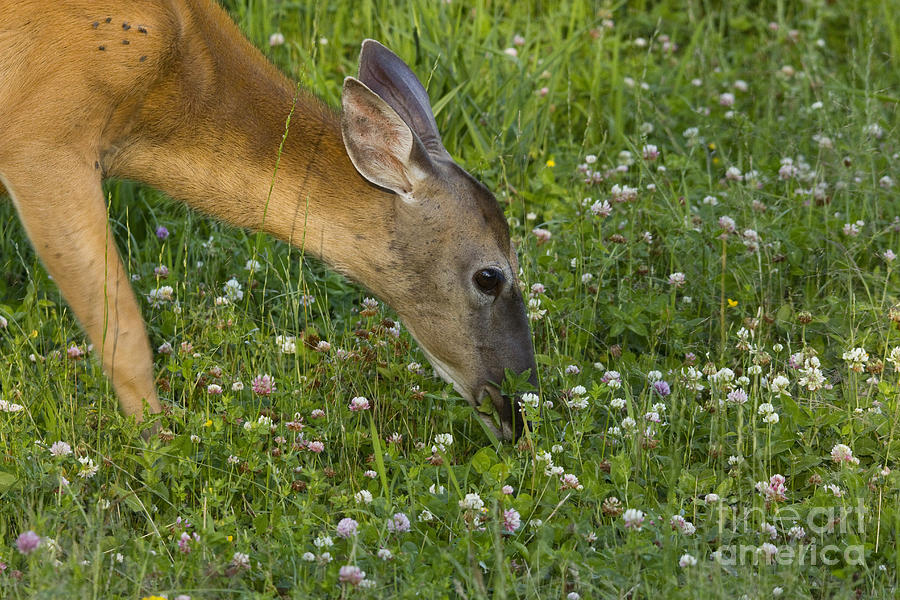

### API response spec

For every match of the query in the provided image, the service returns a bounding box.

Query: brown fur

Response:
[0,0,536,439]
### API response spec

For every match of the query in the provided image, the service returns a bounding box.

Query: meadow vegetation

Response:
[1,0,898,598]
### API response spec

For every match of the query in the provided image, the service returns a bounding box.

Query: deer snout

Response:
[476,365,537,441]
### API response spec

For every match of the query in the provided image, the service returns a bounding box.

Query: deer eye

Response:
[473,268,504,296]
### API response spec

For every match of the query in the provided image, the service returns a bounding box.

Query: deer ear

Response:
[357,39,450,160]
[341,76,434,198]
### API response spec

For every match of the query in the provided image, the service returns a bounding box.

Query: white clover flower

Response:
[617,151,634,167]
[566,396,589,410]
[418,510,434,522]
[527,297,547,321]
[545,464,564,477]
[726,388,748,404]
[842,347,869,372]
[78,456,98,479]
[769,375,791,395]
[590,199,613,217]
[275,335,297,354]
[355,490,373,504]
[825,484,844,497]
[888,347,900,370]
[622,508,644,530]
[865,123,884,139]
[459,493,485,511]
[758,543,778,561]
[798,362,826,392]
[521,393,540,409]
[679,553,697,568]
[788,525,806,541]
[681,366,705,391]
[223,278,243,302]
[707,367,734,390]
[830,444,860,465]
[49,441,72,457]
[148,286,174,304]
[432,433,454,453]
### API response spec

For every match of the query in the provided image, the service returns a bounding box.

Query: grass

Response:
[1,0,899,598]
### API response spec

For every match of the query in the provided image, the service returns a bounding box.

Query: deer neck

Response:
[105,0,396,289]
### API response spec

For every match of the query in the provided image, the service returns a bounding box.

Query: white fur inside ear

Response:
[341,77,429,197]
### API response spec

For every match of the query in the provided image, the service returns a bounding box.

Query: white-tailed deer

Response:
[0,0,536,439]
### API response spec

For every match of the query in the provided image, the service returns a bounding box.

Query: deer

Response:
[0,0,537,440]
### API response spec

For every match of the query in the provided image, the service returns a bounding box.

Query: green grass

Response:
[1,0,899,598]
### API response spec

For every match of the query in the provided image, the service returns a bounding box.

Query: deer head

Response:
[340,40,537,440]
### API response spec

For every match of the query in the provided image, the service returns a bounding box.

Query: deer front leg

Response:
[2,164,160,421]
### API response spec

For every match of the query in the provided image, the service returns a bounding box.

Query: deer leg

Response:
[1,163,160,421]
